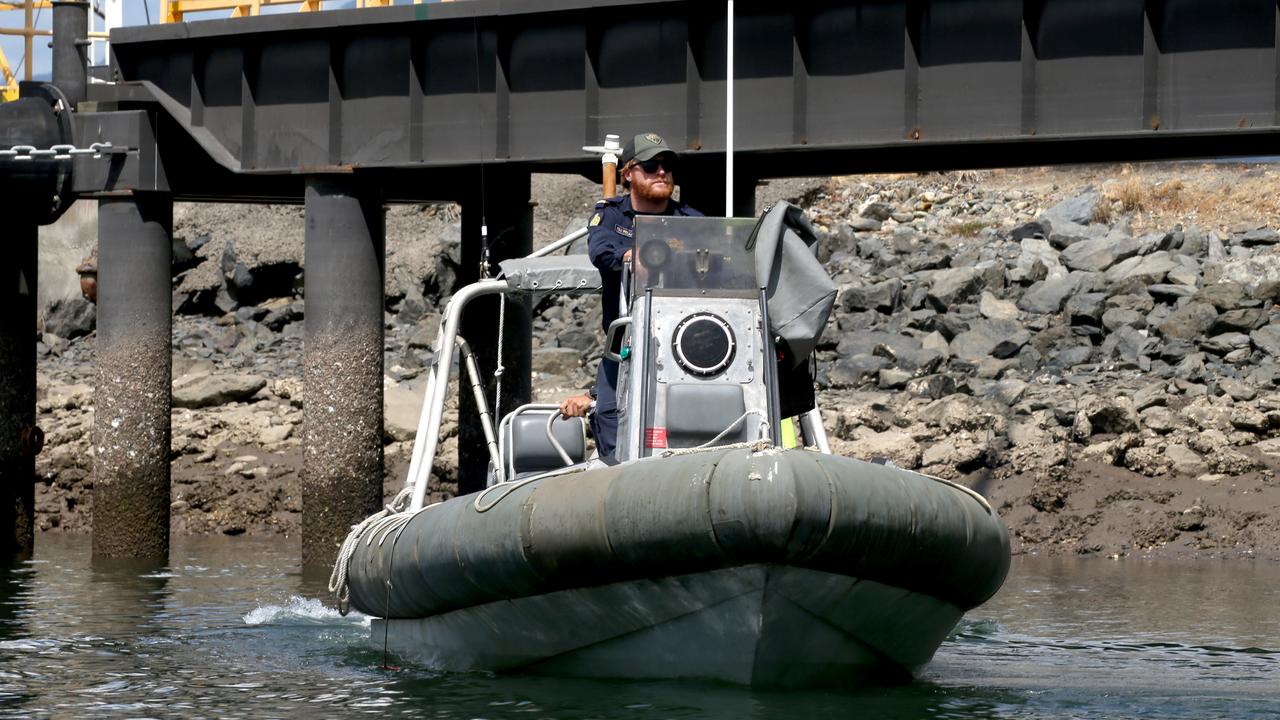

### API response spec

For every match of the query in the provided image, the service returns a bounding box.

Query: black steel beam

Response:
[86,0,1280,204]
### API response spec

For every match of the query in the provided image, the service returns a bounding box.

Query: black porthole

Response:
[672,313,736,377]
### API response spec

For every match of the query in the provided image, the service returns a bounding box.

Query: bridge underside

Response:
[77,0,1280,202]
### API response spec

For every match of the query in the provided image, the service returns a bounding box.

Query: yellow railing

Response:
[0,1,51,100]
[161,0,443,24]
[1,0,107,102]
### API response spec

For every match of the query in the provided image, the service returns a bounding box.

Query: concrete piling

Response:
[93,193,173,560]
[301,177,385,567]
[457,169,533,495]
[0,224,38,563]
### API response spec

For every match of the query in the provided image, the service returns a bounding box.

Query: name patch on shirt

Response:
[614,224,634,238]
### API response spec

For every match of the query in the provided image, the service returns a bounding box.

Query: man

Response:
[559,132,703,459]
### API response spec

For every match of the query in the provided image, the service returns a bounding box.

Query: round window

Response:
[672,313,736,377]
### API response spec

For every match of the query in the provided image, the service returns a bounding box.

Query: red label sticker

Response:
[645,427,668,448]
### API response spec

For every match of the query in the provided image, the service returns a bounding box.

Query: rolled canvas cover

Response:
[747,203,837,368]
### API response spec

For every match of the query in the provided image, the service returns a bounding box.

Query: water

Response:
[1,536,1277,719]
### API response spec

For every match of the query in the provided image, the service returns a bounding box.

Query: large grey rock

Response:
[1042,189,1101,227]
[1217,254,1280,300]
[173,372,267,409]
[1073,395,1140,436]
[1065,292,1106,324]
[1165,444,1209,476]
[1008,238,1063,284]
[42,296,95,339]
[841,278,902,313]
[978,291,1019,321]
[1239,228,1279,247]
[951,319,1031,362]
[1018,274,1081,314]
[828,354,892,388]
[1251,324,1280,358]
[1156,302,1218,340]
[845,429,921,469]
[1060,234,1142,272]
[1211,308,1267,334]
[1105,251,1176,285]
[926,267,983,310]
[1101,307,1145,331]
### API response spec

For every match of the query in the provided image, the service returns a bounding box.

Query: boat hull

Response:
[345,447,1009,686]
[373,563,962,686]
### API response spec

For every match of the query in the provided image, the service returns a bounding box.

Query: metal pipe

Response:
[455,336,503,483]
[725,0,734,217]
[528,226,587,259]
[802,407,831,454]
[0,222,37,563]
[409,279,507,511]
[757,287,782,447]
[93,193,172,560]
[302,176,384,566]
[51,1,88,109]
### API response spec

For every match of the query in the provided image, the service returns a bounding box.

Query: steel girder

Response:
[77,0,1280,200]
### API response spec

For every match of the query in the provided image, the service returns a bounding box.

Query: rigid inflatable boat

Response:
[330,208,1010,686]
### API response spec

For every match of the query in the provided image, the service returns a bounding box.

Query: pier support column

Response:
[93,193,173,560]
[302,177,384,567]
[458,169,532,495]
[1,223,37,563]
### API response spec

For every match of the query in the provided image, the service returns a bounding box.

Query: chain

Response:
[0,142,121,161]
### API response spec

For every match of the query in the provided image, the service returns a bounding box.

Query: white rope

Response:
[328,486,419,615]
[473,462,588,513]
[660,437,773,459]
[493,295,507,424]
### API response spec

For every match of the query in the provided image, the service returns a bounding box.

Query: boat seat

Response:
[500,406,588,479]
[665,383,750,448]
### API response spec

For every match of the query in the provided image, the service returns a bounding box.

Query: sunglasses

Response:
[634,157,677,174]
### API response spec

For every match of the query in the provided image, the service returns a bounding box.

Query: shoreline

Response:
[31,162,1280,562]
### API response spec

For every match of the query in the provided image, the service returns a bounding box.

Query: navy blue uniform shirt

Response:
[587,194,704,336]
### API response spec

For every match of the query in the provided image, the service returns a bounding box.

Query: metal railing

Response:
[0,1,109,102]
[160,0,446,24]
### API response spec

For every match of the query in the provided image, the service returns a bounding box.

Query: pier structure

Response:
[4,0,1280,563]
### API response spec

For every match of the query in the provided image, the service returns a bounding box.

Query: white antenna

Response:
[724,1,735,218]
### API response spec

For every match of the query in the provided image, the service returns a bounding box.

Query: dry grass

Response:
[953,219,988,237]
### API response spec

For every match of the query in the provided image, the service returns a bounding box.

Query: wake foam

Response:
[242,596,370,627]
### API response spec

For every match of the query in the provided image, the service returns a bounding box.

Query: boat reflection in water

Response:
[331,208,1010,687]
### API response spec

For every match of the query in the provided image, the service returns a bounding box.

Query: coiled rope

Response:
[328,486,423,615]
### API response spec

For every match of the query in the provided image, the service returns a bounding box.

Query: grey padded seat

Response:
[503,410,588,477]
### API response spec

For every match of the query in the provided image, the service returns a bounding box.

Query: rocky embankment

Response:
[33,165,1280,560]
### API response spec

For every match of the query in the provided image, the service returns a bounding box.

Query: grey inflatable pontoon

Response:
[332,210,1010,686]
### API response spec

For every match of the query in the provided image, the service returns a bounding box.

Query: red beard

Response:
[632,177,674,203]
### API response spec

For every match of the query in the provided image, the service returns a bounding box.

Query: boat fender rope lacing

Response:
[329,486,425,616]
[659,437,774,458]
[473,462,590,514]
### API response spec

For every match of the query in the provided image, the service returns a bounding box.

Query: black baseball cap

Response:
[620,132,677,166]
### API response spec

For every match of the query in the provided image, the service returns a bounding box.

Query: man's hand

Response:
[559,393,593,419]
[622,249,632,263]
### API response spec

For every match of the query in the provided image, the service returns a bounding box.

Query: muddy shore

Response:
[32,162,1280,561]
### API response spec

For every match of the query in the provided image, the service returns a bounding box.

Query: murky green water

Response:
[1,535,1276,719]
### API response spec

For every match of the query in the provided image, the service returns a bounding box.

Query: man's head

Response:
[620,132,678,205]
